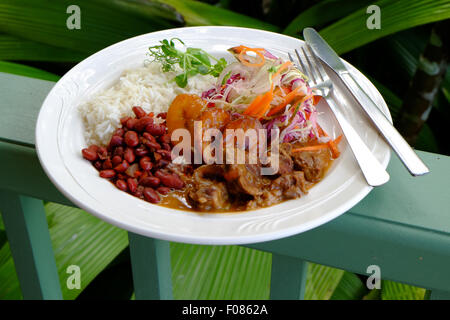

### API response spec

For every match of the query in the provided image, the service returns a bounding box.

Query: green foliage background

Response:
[1,0,448,299]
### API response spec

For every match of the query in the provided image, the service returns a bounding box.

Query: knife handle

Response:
[325,95,390,186]
[339,72,430,176]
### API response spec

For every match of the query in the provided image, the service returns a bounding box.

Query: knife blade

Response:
[304,27,429,176]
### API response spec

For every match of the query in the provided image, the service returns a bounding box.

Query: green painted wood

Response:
[0,72,54,147]
[429,290,450,300]
[350,152,450,234]
[128,232,173,300]
[0,141,73,207]
[0,191,62,299]
[270,254,308,300]
[1,71,450,295]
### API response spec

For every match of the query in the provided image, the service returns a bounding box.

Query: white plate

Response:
[36,26,390,245]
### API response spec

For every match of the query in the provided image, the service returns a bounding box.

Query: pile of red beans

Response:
[81,106,184,204]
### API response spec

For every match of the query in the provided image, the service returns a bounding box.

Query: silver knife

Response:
[304,27,430,176]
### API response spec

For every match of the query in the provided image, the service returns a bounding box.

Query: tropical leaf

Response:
[0,61,60,82]
[330,272,368,300]
[171,243,271,299]
[0,0,170,54]
[0,203,128,300]
[159,0,279,31]
[384,29,428,78]
[367,75,403,119]
[381,280,426,300]
[320,0,450,54]
[441,66,450,104]
[107,0,185,27]
[284,0,373,37]
[304,264,344,300]
[0,34,85,62]
[415,123,440,153]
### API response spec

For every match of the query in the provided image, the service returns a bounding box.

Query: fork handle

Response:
[339,72,429,176]
[325,96,390,186]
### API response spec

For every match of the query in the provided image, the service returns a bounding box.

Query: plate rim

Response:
[35,26,391,245]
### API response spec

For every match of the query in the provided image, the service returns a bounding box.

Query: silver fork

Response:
[290,45,390,187]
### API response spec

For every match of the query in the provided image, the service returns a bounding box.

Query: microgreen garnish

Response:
[147,38,227,88]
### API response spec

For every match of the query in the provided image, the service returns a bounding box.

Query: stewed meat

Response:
[224,164,268,197]
[275,143,294,175]
[246,171,307,209]
[291,148,331,182]
[187,165,230,211]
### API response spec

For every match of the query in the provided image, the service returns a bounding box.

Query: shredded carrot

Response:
[317,124,327,137]
[232,45,266,54]
[328,135,342,159]
[254,91,274,118]
[271,61,292,80]
[292,135,343,158]
[238,48,265,68]
[243,84,275,118]
[312,95,322,105]
[267,86,304,116]
[253,84,274,118]
[292,144,329,153]
[243,95,263,115]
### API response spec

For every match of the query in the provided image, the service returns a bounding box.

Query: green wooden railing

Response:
[1,72,450,300]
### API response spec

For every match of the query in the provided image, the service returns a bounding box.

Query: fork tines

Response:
[289,45,327,86]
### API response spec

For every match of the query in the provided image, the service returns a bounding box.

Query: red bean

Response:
[109,135,123,147]
[120,116,131,126]
[112,155,122,167]
[88,145,99,152]
[155,171,184,189]
[144,140,161,150]
[132,106,147,119]
[143,132,157,143]
[143,187,160,203]
[160,134,171,144]
[97,146,108,160]
[124,147,135,163]
[157,149,172,160]
[113,128,125,137]
[82,148,98,161]
[135,186,144,198]
[135,147,149,157]
[145,123,165,136]
[157,186,170,195]
[162,143,171,151]
[126,118,138,130]
[139,156,153,171]
[134,116,154,132]
[155,159,170,168]
[140,176,160,188]
[94,161,102,170]
[114,160,129,172]
[102,158,113,169]
[154,152,162,162]
[124,131,139,147]
[157,112,167,119]
[127,178,138,194]
[113,146,124,157]
[116,179,128,191]
[100,170,116,178]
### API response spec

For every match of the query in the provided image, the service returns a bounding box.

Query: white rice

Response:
[78,62,216,146]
